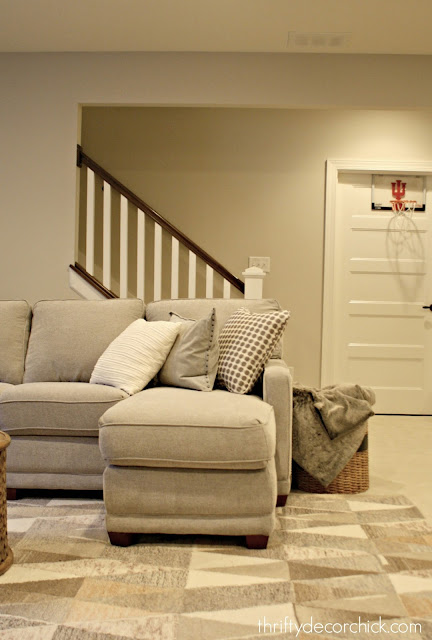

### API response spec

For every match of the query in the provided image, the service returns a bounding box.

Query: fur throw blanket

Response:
[293,383,376,487]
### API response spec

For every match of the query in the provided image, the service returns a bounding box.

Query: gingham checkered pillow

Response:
[217,307,290,394]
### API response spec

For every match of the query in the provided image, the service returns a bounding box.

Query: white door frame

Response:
[321,159,432,387]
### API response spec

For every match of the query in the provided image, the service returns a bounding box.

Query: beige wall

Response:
[81,106,432,384]
[2,53,432,384]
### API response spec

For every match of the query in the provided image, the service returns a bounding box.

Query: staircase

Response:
[70,146,264,302]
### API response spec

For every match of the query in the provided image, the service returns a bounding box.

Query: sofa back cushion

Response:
[0,300,32,384]
[24,299,145,383]
[145,298,283,358]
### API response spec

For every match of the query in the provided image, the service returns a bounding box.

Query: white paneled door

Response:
[322,161,432,414]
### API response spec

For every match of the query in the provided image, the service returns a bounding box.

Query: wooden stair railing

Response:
[75,145,245,301]
[69,262,117,299]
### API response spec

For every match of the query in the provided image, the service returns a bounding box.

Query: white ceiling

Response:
[1,0,431,55]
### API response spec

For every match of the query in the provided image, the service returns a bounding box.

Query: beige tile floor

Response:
[366,414,432,521]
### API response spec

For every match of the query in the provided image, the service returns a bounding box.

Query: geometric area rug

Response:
[2,493,432,639]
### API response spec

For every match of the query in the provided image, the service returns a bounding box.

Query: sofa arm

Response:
[263,359,292,496]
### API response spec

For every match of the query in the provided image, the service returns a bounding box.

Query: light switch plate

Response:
[248,256,271,273]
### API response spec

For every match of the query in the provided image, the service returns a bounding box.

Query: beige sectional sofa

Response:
[0,299,144,493]
[0,297,292,548]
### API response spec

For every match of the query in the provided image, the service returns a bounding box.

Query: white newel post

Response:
[242,266,265,299]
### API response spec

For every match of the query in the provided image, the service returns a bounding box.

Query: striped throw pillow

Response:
[217,307,290,394]
[90,319,180,395]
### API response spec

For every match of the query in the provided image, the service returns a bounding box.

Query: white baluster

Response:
[120,195,128,298]
[154,223,162,301]
[137,209,145,300]
[223,279,231,299]
[86,168,95,275]
[171,237,179,299]
[102,181,111,290]
[188,251,196,298]
[205,265,214,299]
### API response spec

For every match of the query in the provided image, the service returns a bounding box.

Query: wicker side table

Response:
[0,432,13,575]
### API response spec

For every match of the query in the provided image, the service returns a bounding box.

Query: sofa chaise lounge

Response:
[0,297,292,548]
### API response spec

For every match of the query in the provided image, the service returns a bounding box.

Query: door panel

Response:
[349,315,423,344]
[347,358,423,388]
[351,232,427,258]
[350,274,425,302]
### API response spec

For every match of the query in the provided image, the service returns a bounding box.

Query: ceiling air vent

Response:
[287,32,351,50]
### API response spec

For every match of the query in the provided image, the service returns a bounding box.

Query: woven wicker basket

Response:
[0,432,13,575]
[294,432,369,494]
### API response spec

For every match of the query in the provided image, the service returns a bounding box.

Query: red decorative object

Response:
[391,179,406,201]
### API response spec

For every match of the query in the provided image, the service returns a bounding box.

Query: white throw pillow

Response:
[90,319,180,395]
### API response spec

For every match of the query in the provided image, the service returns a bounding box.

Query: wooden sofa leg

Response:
[276,494,288,507]
[245,535,269,550]
[108,531,135,547]
[6,488,18,500]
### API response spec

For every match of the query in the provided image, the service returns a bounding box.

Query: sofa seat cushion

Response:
[0,382,127,436]
[0,383,14,397]
[99,387,276,470]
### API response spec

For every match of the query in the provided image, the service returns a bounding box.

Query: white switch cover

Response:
[248,256,271,273]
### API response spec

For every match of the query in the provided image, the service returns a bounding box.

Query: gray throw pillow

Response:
[158,309,218,391]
